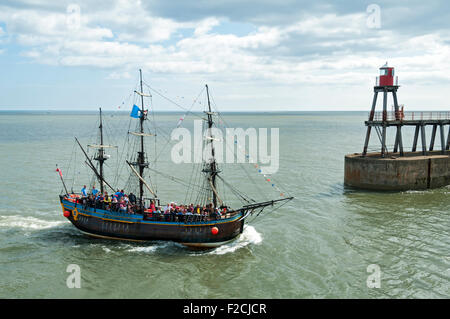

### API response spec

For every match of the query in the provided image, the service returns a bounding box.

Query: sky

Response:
[1,0,450,111]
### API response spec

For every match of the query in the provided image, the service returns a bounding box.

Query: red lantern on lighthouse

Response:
[377,62,397,87]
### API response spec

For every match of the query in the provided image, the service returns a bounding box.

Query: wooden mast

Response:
[205,84,218,208]
[138,69,146,208]
[98,107,105,194]
[75,137,115,192]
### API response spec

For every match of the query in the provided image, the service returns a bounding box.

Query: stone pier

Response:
[344,151,450,190]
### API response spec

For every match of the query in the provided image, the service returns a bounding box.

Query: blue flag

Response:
[130,104,141,118]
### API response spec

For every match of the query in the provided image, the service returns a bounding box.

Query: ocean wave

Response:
[403,190,430,194]
[0,215,66,230]
[119,226,263,255]
[102,247,112,253]
[124,241,172,253]
[206,225,263,255]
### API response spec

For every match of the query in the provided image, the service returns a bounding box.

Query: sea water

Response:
[0,111,448,298]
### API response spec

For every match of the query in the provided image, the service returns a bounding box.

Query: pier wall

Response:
[344,151,450,190]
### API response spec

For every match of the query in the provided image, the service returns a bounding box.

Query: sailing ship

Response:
[58,70,293,249]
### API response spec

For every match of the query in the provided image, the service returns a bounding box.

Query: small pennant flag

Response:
[56,168,63,177]
[177,115,185,127]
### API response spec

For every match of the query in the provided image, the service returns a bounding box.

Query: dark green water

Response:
[0,111,448,298]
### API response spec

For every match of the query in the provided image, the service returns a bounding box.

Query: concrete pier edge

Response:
[344,151,450,191]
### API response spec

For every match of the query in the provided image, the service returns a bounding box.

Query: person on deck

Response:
[97,193,104,209]
[193,208,200,222]
[104,193,111,210]
[129,192,136,205]
[92,186,99,196]
[205,204,213,217]
[81,185,88,197]
[127,203,134,215]
[200,210,208,222]
[153,207,161,220]
[119,198,127,213]
[164,203,170,214]
[87,194,94,209]
[150,200,156,212]
[176,209,183,222]
[164,208,171,221]
[185,209,193,223]
[215,208,222,220]
[111,196,118,211]
[170,207,177,222]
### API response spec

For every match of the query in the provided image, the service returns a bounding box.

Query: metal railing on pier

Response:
[370,111,450,121]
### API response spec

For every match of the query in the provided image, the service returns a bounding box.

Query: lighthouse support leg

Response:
[381,91,387,157]
[440,124,446,155]
[363,92,378,156]
[394,126,404,156]
[421,125,427,156]
[447,126,450,151]
[392,91,404,156]
[399,130,404,156]
[392,91,400,120]
[381,125,387,157]
[429,124,437,151]
[394,131,398,153]
[412,125,420,152]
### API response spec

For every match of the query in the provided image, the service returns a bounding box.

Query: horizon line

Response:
[1,108,449,112]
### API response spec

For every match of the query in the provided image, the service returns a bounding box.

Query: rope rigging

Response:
[60,72,292,221]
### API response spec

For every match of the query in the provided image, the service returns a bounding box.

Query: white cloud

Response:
[1,1,450,109]
[106,71,131,80]
[4,4,450,87]
[193,17,220,36]
[86,0,184,43]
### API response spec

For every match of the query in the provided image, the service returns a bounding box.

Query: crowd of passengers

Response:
[78,185,228,221]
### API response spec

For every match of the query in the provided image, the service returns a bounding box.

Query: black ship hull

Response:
[60,197,245,248]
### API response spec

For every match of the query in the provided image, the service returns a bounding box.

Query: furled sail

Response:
[87,144,118,149]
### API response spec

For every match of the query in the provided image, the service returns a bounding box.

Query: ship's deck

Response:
[61,197,243,226]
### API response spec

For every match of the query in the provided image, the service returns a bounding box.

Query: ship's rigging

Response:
[64,70,293,222]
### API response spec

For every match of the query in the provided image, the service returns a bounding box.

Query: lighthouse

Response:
[344,63,450,191]
[362,62,403,158]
